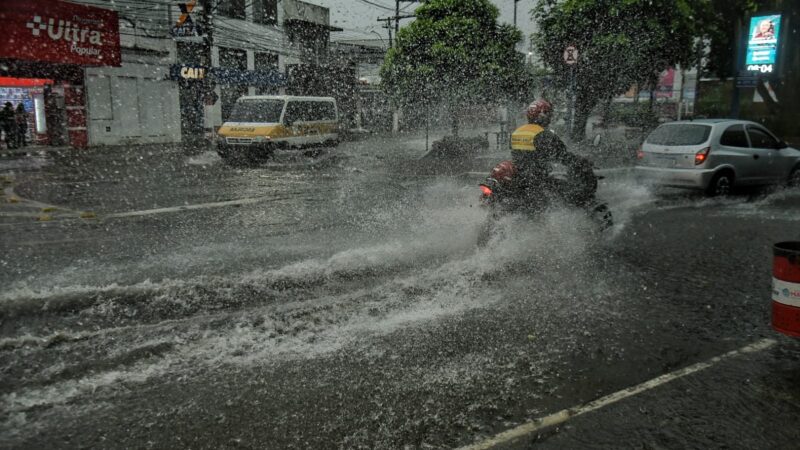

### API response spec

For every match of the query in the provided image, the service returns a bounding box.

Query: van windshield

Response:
[646,124,712,146]
[228,99,284,123]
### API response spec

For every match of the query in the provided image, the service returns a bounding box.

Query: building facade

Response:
[0,0,345,149]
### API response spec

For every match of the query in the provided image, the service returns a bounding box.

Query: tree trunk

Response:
[571,109,589,142]
[451,112,459,137]
[600,96,612,127]
[648,72,658,113]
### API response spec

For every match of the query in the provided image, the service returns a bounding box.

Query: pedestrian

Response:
[1,102,16,149]
[15,103,27,148]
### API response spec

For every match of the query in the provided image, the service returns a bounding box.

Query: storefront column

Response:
[64,82,87,149]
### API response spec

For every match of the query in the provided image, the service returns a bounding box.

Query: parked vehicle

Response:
[635,119,800,196]
[216,95,339,164]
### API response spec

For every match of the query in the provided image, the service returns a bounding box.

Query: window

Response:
[315,102,336,121]
[228,99,284,123]
[217,0,246,20]
[254,52,278,71]
[218,47,247,71]
[254,52,279,95]
[719,124,749,148]
[284,101,336,123]
[645,124,711,146]
[284,101,304,123]
[747,126,780,149]
[253,0,278,25]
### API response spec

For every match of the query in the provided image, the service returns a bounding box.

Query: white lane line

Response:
[460,338,777,450]
[460,167,633,178]
[104,196,271,218]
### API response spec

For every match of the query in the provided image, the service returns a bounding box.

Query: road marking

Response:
[460,167,632,179]
[460,338,776,450]
[104,196,271,218]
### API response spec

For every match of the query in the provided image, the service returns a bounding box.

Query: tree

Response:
[532,0,711,140]
[380,0,526,136]
[704,0,758,78]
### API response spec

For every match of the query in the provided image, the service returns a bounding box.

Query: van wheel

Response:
[788,166,800,188]
[706,171,734,196]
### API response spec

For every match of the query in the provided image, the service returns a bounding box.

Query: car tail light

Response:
[636,146,644,159]
[695,147,710,165]
[479,185,492,196]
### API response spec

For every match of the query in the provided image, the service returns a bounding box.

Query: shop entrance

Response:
[0,77,67,149]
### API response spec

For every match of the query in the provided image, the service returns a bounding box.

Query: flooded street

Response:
[2,135,799,449]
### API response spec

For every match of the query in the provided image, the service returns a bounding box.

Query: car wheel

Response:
[788,166,800,188]
[706,171,734,197]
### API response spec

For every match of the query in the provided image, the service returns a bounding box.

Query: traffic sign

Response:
[563,45,578,65]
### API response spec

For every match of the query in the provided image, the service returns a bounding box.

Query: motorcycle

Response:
[476,166,613,247]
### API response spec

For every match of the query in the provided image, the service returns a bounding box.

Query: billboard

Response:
[745,14,781,74]
[0,0,121,67]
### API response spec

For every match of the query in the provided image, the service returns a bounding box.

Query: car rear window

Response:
[645,124,712,146]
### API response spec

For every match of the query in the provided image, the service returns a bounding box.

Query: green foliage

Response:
[608,103,659,128]
[380,0,526,112]
[532,0,712,138]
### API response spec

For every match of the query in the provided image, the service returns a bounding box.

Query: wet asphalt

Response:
[1,133,800,449]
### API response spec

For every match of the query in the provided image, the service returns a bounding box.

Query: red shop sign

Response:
[0,0,121,67]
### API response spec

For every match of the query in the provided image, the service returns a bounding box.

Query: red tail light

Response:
[636,147,644,159]
[479,185,493,196]
[695,147,710,165]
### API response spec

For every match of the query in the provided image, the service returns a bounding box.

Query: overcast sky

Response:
[309,0,538,50]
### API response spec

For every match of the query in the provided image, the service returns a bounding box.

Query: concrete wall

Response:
[77,0,182,146]
[85,53,181,145]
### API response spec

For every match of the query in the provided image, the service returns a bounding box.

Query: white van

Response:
[216,95,339,162]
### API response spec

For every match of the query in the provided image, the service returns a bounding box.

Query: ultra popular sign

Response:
[0,0,121,67]
[745,14,781,74]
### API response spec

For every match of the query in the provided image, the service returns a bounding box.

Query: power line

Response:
[354,0,396,11]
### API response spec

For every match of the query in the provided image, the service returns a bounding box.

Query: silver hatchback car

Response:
[635,119,800,195]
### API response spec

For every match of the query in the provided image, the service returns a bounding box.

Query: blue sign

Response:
[168,66,286,87]
[210,68,286,87]
[745,14,781,73]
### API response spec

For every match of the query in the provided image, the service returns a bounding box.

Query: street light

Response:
[370,30,387,49]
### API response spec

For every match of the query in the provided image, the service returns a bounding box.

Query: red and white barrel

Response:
[772,241,800,337]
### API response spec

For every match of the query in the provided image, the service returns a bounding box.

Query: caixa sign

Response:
[0,0,121,67]
[170,65,208,81]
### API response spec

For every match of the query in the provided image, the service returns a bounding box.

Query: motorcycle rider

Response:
[486,99,597,210]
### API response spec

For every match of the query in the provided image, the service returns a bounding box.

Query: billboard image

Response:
[745,14,781,73]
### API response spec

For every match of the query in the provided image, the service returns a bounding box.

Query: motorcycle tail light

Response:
[695,147,710,165]
[479,185,492,196]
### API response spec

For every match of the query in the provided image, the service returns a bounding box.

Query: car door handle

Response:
[753,154,759,159]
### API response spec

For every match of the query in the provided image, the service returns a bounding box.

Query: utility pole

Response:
[378,17,393,48]
[378,14,415,47]
[514,0,521,27]
[378,1,418,45]
[200,0,214,145]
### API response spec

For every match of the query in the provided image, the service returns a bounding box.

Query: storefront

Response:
[0,0,120,148]
[0,77,52,146]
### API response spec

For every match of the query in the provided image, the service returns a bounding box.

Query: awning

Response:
[0,77,54,87]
